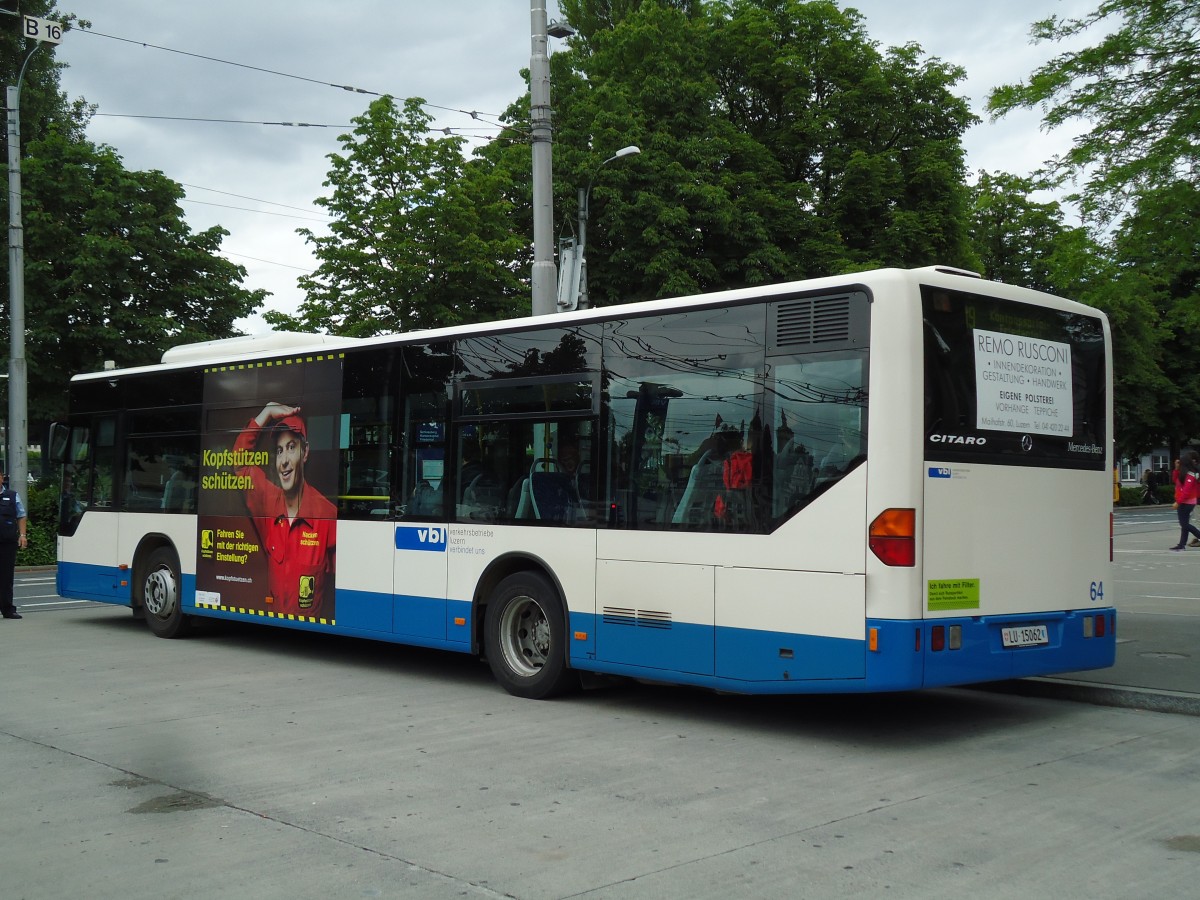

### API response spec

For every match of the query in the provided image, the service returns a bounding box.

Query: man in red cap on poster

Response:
[232,402,337,618]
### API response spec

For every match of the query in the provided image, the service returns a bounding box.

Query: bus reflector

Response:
[1095,615,1106,638]
[869,508,916,566]
[931,625,945,652]
[869,627,878,652]
[574,631,588,641]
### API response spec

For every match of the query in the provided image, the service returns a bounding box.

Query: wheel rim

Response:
[498,594,552,678]
[144,565,177,619]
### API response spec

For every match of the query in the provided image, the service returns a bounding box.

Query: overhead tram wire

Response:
[79,28,382,97]
[93,112,512,142]
[77,28,516,136]
[181,199,330,223]
[93,113,352,128]
[220,250,313,273]
[178,183,333,217]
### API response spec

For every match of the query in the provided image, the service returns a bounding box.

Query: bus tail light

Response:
[1084,614,1108,638]
[927,624,965,652]
[869,508,915,567]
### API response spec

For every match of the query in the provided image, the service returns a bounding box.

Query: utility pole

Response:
[529,3,574,317]
[528,1,556,317]
[6,14,62,493]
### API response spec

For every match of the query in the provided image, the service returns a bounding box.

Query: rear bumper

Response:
[867,609,1117,690]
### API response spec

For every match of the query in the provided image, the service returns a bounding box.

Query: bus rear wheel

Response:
[143,547,190,639]
[484,572,576,699]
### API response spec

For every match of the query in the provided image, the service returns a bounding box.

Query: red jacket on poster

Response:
[234,419,337,618]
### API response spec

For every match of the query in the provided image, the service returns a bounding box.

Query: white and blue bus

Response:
[52,266,1115,698]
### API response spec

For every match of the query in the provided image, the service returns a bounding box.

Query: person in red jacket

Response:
[234,402,337,616]
[1169,450,1200,550]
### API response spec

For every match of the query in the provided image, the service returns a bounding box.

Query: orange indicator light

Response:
[869,508,916,567]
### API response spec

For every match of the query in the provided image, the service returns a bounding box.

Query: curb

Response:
[976,677,1200,717]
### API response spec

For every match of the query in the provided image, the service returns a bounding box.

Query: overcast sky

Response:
[51,0,1098,334]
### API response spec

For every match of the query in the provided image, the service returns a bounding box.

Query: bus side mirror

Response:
[48,422,70,463]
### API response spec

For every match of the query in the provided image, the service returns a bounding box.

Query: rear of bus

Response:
[868,272,1115,688]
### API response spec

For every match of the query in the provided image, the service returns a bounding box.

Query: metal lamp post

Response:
[575,145,639,311]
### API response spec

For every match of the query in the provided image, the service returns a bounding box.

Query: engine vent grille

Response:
[768,290,868,355]
[602,607,673,629]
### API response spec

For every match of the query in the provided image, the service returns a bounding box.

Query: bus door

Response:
[392,391,449,641]
[56,415,125,603]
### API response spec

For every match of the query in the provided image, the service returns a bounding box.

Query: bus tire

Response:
[142,547,190,639]
[484,571,576,699]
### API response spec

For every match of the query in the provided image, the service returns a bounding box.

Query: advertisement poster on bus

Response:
[972,328,1074,437]
[194,354,343,624]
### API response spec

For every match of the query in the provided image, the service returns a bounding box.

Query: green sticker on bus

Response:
[927,578,980,611]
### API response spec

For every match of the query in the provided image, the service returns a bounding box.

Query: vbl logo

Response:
[418,526,446,544]
[395,525,448,552]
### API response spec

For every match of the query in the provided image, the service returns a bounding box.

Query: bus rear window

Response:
[923,286,1107,470]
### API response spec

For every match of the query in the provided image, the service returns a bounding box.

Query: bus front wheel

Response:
[142,547,190,639]
[484,572,576,699]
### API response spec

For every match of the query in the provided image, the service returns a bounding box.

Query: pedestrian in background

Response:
[0,468,29,619]
[1169,451,1200,551]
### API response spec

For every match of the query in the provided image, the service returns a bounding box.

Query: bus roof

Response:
[72,266,1100,383]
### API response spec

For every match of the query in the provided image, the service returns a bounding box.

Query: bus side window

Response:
[90,416,117,508]
[393,343,452,520]
[339,350,398,520]
[59,425,90,535]
[770,355,867,518]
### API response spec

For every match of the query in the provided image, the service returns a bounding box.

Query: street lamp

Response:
[570,145,640,311]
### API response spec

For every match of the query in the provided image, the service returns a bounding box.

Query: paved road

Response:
[4,599,1200,900]
[2,522,1200,899]
[1009,505,1200,715]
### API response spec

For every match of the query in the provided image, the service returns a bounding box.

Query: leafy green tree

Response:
[270,97,527,336]
[4,3,263,434]
[1102,182,1200,457]
[538,0,979,306]
[988,1,1200,455]
[988,0,1200,223]
[0,0,91,148]
[970,171,1081,291]
[557,0,703,40]
[965,170,1172,457]
[19,130,266,423]
[296,1,981,331]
